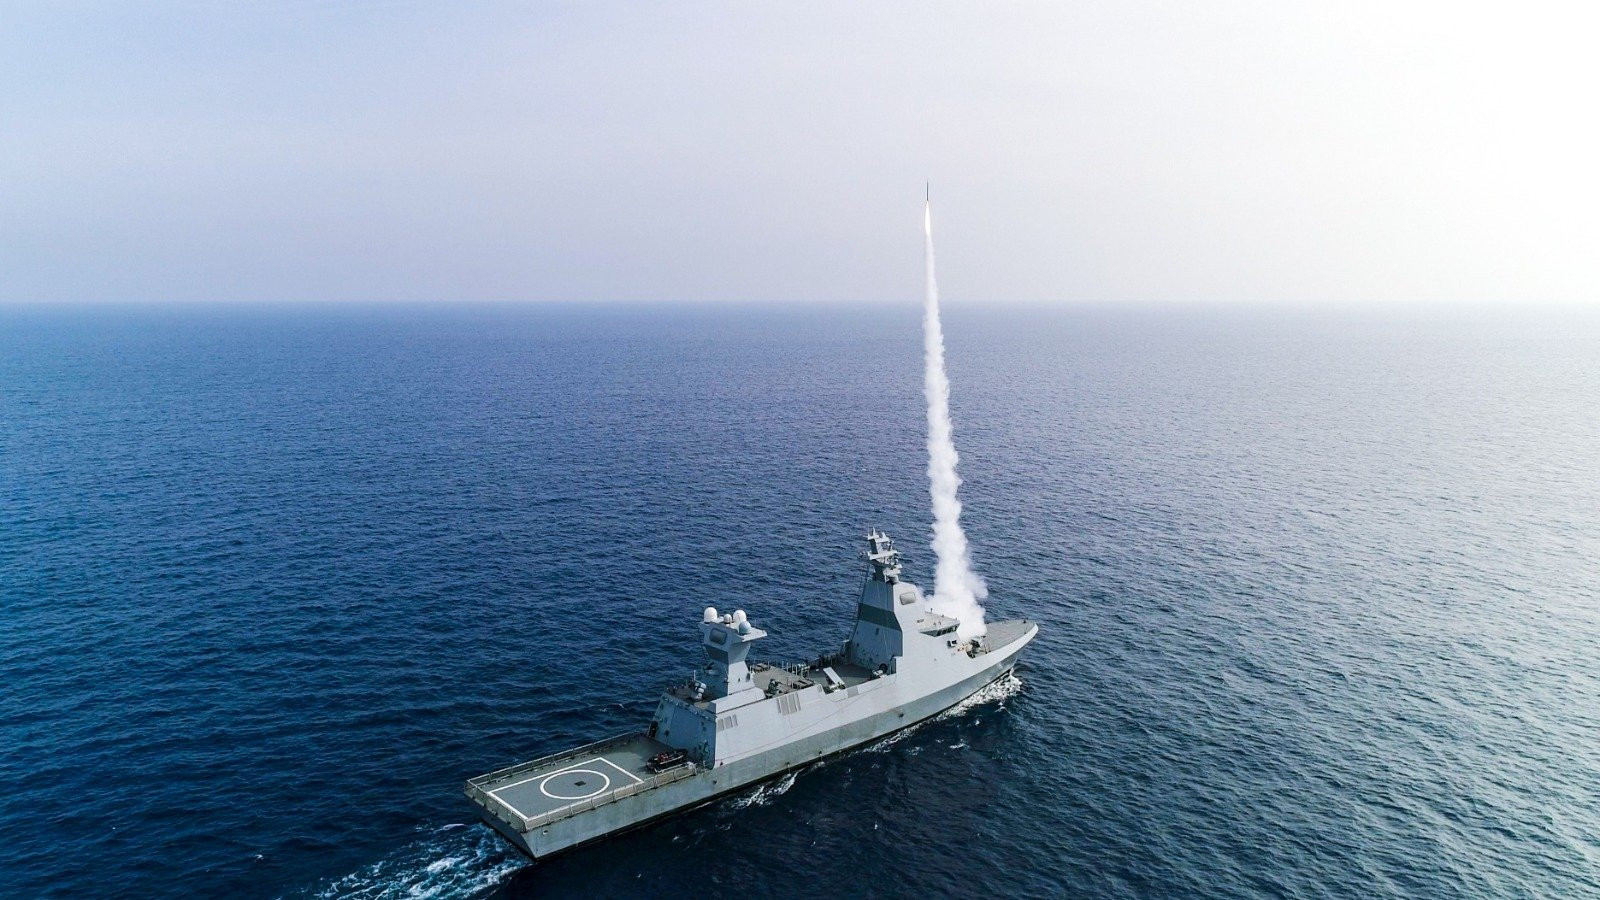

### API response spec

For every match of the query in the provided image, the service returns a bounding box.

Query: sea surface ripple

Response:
[2,305,1597,898]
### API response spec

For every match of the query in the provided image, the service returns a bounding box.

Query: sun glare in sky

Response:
[1,2,1595,307]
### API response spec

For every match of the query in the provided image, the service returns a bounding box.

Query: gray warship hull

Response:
[466,533,1037,861]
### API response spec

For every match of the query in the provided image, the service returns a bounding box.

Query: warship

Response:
[465,531,1037,860]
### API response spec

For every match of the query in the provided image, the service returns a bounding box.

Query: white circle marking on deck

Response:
[539,768,611,801]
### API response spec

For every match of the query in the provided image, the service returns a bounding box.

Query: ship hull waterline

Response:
[477,625,1034,862]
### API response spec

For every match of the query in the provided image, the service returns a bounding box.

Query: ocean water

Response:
[3,304,1598,899]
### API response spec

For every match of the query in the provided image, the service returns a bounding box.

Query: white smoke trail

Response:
[922,197,987,640]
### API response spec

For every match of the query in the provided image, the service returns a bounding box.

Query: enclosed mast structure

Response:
[466,531,1036,860]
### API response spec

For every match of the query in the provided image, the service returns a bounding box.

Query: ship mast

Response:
[865,530,902,584]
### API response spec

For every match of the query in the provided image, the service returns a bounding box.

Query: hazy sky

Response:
[3,2,1595,306]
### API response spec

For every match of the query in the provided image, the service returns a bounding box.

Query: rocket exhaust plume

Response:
[922,191,987,640]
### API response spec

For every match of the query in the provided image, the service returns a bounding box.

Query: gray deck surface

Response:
[983,619,1032,652]
[476,619,1033,826]
[750,659,872,695]
[480,734,672,822]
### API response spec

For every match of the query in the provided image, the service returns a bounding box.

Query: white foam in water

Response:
[936,670,1022,721]
[303,676,1024,897]
[304,824,525,900]
[922,197,988,641]
[728,771,799,810]
[865,721,922,753]
[866,672,1024,752]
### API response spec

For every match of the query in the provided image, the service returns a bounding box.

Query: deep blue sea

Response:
[3,304,1598,899]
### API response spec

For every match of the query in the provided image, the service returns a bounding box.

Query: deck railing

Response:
[464,734,700,833]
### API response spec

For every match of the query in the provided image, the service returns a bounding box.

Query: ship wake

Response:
[866,671,1024,753]
[936,670,1023,721]
[727,770,800,810]
[300,823,524,900]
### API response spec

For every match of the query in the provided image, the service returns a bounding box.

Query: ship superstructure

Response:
[465,531,1036,860]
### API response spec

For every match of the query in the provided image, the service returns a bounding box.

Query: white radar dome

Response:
[733,610,747,624]
[703,606,718,623]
